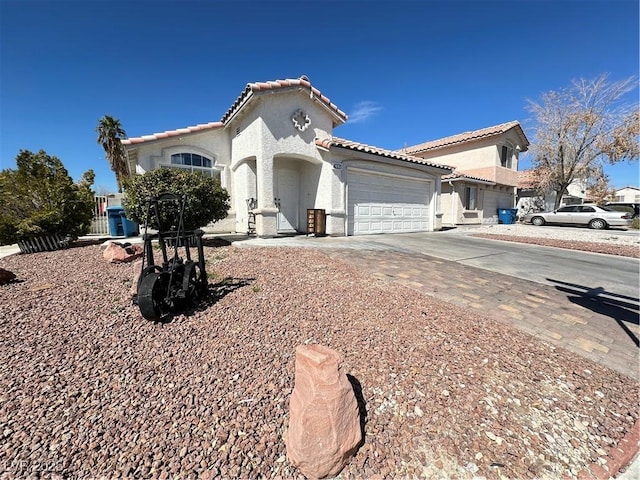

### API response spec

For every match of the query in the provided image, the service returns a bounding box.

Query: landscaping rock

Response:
[286,344,361,479]
[102,241,143,263]
[0,267,16,285]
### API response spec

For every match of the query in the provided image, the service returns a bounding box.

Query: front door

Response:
[275,168,299,233]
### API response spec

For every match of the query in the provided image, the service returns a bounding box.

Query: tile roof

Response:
[517,169,540,189]
[221,76,348,125]
[442,172,495,185]
[401,120,529,155]
[122,76,347,146]
[315,137,453,172]
[121,121,224,145]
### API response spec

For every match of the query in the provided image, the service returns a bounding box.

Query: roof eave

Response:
[321,141,453,173]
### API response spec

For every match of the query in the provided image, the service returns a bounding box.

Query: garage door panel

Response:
[349,170,431,235]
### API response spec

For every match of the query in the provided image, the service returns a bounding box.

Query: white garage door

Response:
[348,170,431,235]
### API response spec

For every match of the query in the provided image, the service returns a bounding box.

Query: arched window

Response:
[166,152,219,179]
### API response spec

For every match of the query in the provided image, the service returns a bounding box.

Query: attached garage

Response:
[347,169,432,235]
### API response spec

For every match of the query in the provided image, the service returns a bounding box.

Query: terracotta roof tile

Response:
[517,169,540,189]
[221,76,348,124]
[124,77,349,146]
[122,121,224,145]
[402,120,529,155]
[315,137,453,172]
[442,172,496,184]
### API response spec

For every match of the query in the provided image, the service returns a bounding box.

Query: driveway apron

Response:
[323,247,639,382]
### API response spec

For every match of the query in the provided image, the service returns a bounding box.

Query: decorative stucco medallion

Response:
[292,109,311,132]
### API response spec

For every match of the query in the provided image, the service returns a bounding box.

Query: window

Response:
[579,206,595,212]
[167,152,219,179]
[171,153,212,168]
[500,143,514,168]
[557,206,579,212]
[464,186,477,210]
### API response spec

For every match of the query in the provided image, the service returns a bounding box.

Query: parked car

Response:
[604,202,639,219]
[522,205,633,229]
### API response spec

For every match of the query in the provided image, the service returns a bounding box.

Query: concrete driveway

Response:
[349,230,640,299]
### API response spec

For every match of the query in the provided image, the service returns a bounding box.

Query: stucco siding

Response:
[412,130,524,184]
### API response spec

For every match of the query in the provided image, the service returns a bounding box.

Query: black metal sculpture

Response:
[134,193,208,321]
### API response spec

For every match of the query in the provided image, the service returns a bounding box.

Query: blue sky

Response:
[1,0,638,193]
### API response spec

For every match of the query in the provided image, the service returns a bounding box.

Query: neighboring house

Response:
[516,170,590,216]
[122,76,453,237]
[613,186,640,203]
[400,121,530,225]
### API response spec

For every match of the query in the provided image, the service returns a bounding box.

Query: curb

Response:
[576,418,640,479]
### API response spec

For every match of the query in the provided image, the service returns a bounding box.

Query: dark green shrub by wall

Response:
[122,168,230,231]
[0,150,94,246]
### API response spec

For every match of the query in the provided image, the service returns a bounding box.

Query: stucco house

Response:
[122,76,457,237]
[613,186,640,203]
[401,121,530,226]
[122,76,528,235]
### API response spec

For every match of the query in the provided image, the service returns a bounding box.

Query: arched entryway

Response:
[274,156,322,234]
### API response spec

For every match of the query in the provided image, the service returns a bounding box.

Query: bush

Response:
[631,218,640,230]
[122,169,230,231]
[0,150,95,245]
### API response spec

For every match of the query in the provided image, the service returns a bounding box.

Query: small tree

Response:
[122,169,230,231]
[527,74,639,209]
[0,150,95,245]
[96,115,129,193]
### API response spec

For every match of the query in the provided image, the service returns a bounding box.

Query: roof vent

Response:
[300,75,309,82]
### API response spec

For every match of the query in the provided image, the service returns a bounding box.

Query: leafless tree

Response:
[527,74,639,209]
[584,166,615,204]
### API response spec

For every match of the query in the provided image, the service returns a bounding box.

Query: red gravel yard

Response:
[0,244,638,479]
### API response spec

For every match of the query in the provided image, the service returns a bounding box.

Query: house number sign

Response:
[291,109,311,132]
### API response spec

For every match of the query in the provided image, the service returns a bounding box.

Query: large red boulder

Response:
[102,241,143,263]
[286,344,362,479]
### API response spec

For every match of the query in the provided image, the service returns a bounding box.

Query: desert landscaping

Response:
[0,234,638,479]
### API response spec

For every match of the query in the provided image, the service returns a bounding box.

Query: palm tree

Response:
[96,115,129,193]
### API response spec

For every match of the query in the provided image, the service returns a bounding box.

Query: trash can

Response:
[119,211,139,237]
[106,206,125,236]
[497,208,515,225]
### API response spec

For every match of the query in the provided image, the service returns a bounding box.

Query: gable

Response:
[221,76,347,128]
[402,121,530,156]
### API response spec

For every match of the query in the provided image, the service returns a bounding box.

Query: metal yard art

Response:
[134,193,208,321]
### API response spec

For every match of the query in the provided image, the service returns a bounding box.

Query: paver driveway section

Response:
[323,247,639,381]
[235,232,639,381]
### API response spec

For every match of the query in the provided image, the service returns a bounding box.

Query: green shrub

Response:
[631,218,640,230]
[122,169,230,231]
[0,150,94,245]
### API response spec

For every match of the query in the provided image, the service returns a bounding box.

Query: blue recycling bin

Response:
[107,207,138,237]
[497,208,517,225]
[106,206,125,236]
[120,212,139,237]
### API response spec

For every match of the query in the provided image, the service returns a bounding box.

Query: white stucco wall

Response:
[125,127,236,233]
[614,187,640,203]
[415,132,524,172]
[228,89,338,235]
